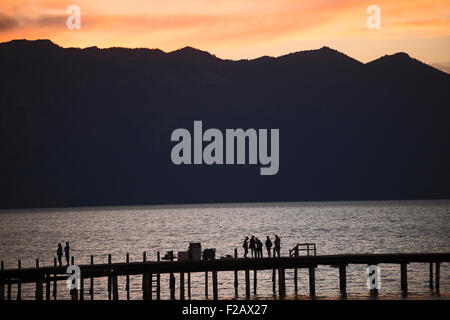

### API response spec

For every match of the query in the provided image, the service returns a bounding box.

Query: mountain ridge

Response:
[1,39,447,75]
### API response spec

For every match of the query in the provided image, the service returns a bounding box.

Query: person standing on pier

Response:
[243,237,249,258]
[249,235,256,258]
[64,242,70,265]
[274,235,281,257]
[56,243,63,266]
[256,238,263,258]
[265,236,273,258]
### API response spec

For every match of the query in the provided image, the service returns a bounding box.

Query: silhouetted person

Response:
[249,236,256,258]
[265,236,273,258]
[243,237,249,258]
[274,235,281,258]
[64,242,70,265]
[56,243,63,267]
[256,238,263,258]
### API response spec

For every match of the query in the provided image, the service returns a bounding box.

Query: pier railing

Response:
[289,243,317,257]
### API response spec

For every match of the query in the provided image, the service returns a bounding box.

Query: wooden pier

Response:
[0,250,448,300]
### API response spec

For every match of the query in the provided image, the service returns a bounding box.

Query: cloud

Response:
[0,13,19,31]
[0,13,67,32]
[0,9,335,45]
[29,14,65,27]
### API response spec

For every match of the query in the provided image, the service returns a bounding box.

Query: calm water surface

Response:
[0,200,449,300]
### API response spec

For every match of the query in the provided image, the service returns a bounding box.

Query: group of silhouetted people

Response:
[243,235,280,258]
[56,242,71,266]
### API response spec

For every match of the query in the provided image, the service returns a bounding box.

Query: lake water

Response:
[0,200,449,300]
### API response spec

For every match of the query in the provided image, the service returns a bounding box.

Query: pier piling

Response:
[369,264,378,297]
[53,258,57,300]
[170,273,175,300]
[142,252,145,291]
[436,262,440,294]
[157,252,161,300]
[71,257,78,300]
[272,269,276,294]
[205,271,208,298]
[17,260,21,300]
[234,249,238,297]
[429,263,433,289]
[89,255,94,300]
[294,268,298,294]
[149,273,153,300]
[126,253,130,300]
[188,272,191,299]
[294,247,298,294]
[180,272,185,300]
[7,277,11,300]
[112,273,119,300]
[339,265,347,296]
[234,271,238,298]
[143,273,151,300]
[212,271,218,300]
[79,273,84,301]
[35,259,43,300]
[253,270,257,295]
[44,260,50,300]
[309,266,315,297]
[278,268,286,298]
[401,263,408,295]
[71,287,77,300]
[169,253,175,300]
[142,252,151,300]
[107,254,112,300]
[245,269,250,299]
[35,276,43,300]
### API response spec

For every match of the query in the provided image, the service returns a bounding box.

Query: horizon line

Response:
[1,198,450,213]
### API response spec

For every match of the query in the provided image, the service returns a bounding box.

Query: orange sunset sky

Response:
[1,0,449,71]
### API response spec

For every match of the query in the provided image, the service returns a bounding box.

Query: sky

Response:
[0,0,449,71]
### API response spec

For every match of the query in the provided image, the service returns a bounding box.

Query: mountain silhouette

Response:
[0,39,449,209]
